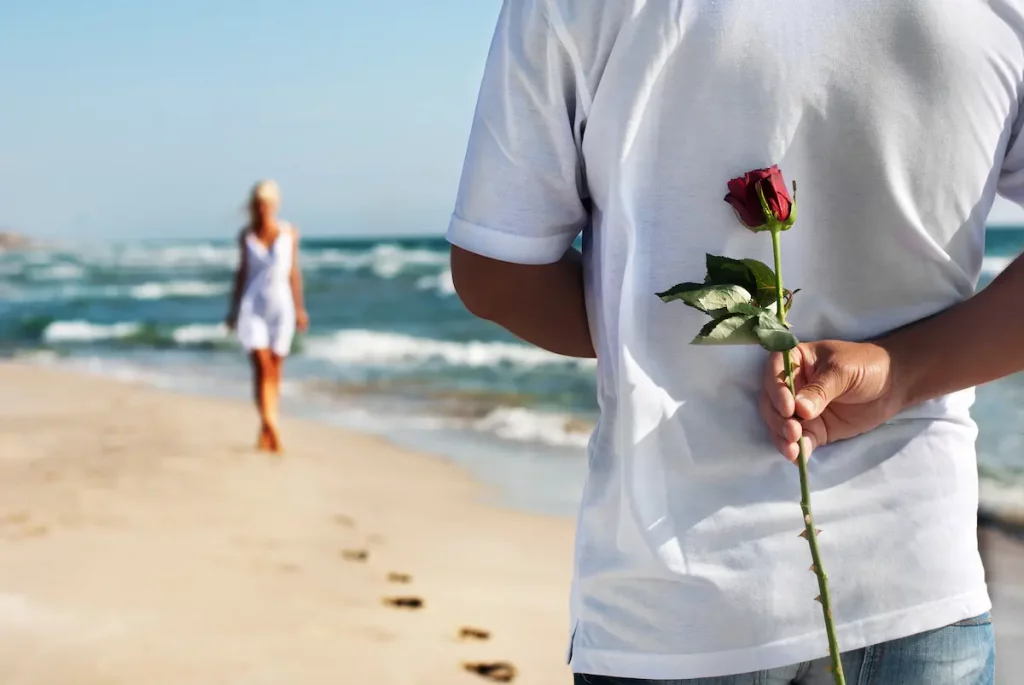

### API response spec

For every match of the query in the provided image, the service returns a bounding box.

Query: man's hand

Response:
[759,340,905,462]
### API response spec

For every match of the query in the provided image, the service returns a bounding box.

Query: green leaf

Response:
[691,313,760,346]
[739,258,779,307]
[785,288,801,314]
[705,255,757,293]
[727,302,763,317]
[689,285,752,315]
[755,311,800,352]
[704,255,794,309]
[656,282,709,302]
[659,283,752,316]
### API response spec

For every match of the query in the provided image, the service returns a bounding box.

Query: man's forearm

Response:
[451,246,596,359]
[881,253,1024,408]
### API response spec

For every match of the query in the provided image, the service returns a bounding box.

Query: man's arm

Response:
[883,251,1024,407]
[760,251,1024,459]
[451,245,595,359]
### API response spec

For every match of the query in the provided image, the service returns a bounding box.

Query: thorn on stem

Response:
[809,564,817,573]
[814,595,822,604]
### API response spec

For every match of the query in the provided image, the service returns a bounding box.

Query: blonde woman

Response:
[226,180,309,452]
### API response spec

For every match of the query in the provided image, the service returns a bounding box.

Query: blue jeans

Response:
[574,613,995,684]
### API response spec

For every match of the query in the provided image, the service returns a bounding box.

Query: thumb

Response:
[795,362,846,421]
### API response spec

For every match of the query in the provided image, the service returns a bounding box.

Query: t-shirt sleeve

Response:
[446,0,588,265]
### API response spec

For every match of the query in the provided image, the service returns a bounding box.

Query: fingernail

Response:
[796,395,816,416]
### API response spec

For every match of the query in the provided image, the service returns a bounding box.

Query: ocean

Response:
[1,231,1023,524]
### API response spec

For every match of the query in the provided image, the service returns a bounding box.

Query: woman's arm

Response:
[226,231,247,329]
[290,226,309,331]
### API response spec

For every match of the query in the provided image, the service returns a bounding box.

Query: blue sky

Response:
[0,0,499,239]
[3,0,1024,239]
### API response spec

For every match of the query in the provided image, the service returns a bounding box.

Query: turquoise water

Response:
[1,231,1022,519]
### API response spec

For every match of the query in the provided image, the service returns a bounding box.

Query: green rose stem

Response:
[768,223,845,685]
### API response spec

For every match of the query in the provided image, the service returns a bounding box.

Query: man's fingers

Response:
[795,363,846,421]
[774,435,819,463]
[759,392,801,443]
[763,354,796,418]
[764,351,786,382]
[772,435,800,463]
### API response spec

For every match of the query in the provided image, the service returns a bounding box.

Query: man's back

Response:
[448,0,1023,679]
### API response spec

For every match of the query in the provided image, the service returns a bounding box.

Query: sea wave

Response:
[98,244,238,270]
[171,323,230,345]
[33,241,451,280]
[42,321,142,343]
[979,474,1024,527]
[472,407,593,448]
[981,256,1012,278]
[304,243,448,277]
[304,329,594,369]
[38,320,233,348]
[30,263,87,281]
[414,269,455,296]
[128,281,229,300]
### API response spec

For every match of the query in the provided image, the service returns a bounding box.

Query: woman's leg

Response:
[249,349,275,450]
[264,352,285,452]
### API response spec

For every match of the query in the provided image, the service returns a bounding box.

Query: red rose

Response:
[724,165,794,230]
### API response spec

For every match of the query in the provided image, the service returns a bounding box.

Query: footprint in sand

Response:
[0,512,31,526]
[382,596,424,610]
[386,572,412,584]
[458,627,491,641]
[341,549,369,562]
[22,524,48,538]
[0,513,48,539]
[463,661,517,683]
[333,514,355,528]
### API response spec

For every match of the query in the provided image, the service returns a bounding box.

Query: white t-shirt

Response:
[447,1,1024,679]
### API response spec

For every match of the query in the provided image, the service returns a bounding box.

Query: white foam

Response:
[172,323,230,345]
[414,269,456,296]
[129,281,228,300]
[42,321,141,343]
[981,256,1013,278]
[304,243,448,277]
[32,263,86,281]
[304,329,594,369]
[85,244,238,270]
[979,476,1024,523]
[473,407,592,448]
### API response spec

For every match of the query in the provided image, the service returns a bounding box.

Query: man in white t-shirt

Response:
[446,2,1024,683]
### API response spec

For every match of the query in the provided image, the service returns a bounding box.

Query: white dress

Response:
[236,223,296,356]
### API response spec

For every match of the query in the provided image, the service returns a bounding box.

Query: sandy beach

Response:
[0,362,1021,684]
[0,363,574,684]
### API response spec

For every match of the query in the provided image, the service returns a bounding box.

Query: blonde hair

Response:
[250,179,280,206]
[246,179,280,224]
